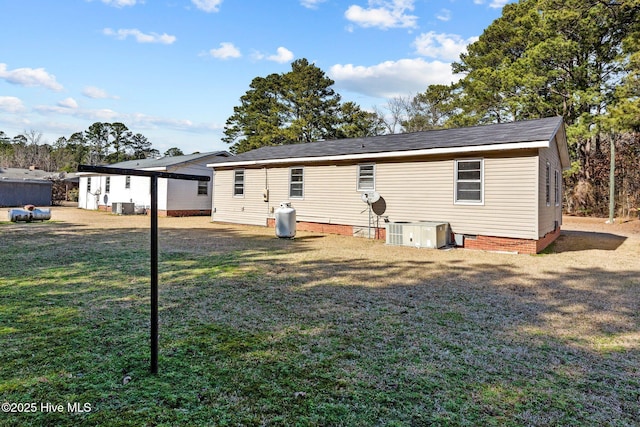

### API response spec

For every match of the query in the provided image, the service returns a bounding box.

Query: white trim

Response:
[454,158,484,205]
[554,169,560,207]
[233,169,245,198]
[288,166,304,199]
[207,140,550,168]
[545,161,551,207]
[357,163,376,191]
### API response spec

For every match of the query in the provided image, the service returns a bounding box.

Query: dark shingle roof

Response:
[210,117,564,166]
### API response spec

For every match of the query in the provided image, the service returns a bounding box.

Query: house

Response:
[207,117,570,254]
[78,151,230,216]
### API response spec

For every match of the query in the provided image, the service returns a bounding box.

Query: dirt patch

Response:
[562,214,640,237]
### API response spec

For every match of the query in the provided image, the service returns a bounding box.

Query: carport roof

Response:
[110,151,230,170]
[209,116,569,168]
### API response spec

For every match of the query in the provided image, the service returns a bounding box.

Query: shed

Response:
[0,167,59,207]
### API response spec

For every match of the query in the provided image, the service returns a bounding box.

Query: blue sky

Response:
[0,0,514,155]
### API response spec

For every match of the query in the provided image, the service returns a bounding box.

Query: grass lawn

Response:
[1,208,640,426]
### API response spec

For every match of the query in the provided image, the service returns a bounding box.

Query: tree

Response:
[164,147,184,157]
[129,133,157,159]
[0,131,13,168]
[223,73,288,153]
[335,102,385,139]
[85,122,110,165]
[223,58,379,153]
[107,122,133,163]
[279,58,342,143]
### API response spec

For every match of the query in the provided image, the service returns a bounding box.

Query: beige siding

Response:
[375,153,538,239]
[213,150,540,239]
[538,136,563,237]
[213,168,270,226]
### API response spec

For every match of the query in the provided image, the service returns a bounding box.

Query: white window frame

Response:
[233,169,245,197]
[87,177,92,193]
[554,169,560,206]
[197,180,208,196]
[289,167,304,199]
[125,175,131,189]
[545,162,550,207]
[105,176,110,193]
[454,158,484,205]
[357,163,376,191]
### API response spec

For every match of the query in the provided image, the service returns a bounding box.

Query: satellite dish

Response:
[371,197,386,216]
[361,192,384,239]
[361,191,380,204]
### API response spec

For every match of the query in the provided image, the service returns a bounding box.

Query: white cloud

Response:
[82,86,119,99]
[31,102,217,134]
[99,0,138,7]
[207,42,241,59]
[329,58,458,98]
[0,63,63,91]
[58,98,78,109]
[267,47,294,63]
[35,104,121,122]
[413,31,478,61]
[192,0,222,12]
[436,8,451,22]
[344,0,418,29]
[473,0,511,8]
[489,0,510,7]
[103,28,176,44]
[300,0,326,9]
[0,96,26,113]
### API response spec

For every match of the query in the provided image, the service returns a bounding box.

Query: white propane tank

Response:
[8,208,52,222]
[275,202,296,238]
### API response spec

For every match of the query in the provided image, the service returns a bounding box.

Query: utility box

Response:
[386,221,449,249]
[112,202,135,215]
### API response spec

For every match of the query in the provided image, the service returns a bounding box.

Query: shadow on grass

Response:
[0,220,639,425]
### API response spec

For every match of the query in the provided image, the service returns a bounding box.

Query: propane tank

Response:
[274,202,296,238]
[8,208,52,222]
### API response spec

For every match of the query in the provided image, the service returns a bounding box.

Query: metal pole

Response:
[609,134,615,224]
[150,175,158,374]
[76,165,209,376]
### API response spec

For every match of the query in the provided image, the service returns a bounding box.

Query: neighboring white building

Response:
[78,151,230,216]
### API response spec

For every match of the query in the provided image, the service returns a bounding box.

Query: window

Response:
[197,180,208,196]
[555,170,560,206]
[87,177,92,192]
[357,164,375,191]
[125,175,131,189]
[233,170,244,197]
[455,159,483,204]
[545,162,550,206]
[105,177,110,193]
[289,167,304,199]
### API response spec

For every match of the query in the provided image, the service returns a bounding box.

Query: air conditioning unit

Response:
[112,202,135,215]
[386,221,449,249]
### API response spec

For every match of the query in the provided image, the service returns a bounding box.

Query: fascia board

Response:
[207,140,550,168]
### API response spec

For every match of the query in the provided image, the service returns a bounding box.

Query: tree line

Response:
[0,123,185,173]
[224,0,640,217]
[2,0,637,217]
